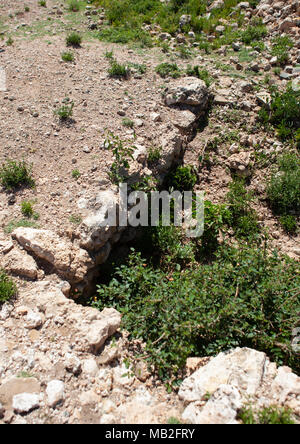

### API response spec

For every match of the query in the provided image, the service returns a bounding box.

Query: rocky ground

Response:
[0,0,299,424]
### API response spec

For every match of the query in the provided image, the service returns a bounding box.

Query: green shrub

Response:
[271,36,293,65]
[165,165,197,192]
[267,153,300,216]
[186,65,213,86]
[241,19,267,45]
[66,32,82,47]
[69,214,82,225]
[68,0,81,12]
[155,63,181,79]
[6,37,14,46]
[104,132,134,184]
[108,60,129,78]
[226,179,260,238]
[21,200,33,218]
[122,118,134,128]
[147,146,161,165]
[279,215,298,235]
[0,160,35,190]
[61,51,74,62]
[239,406,295,425]
[94,244,300,380]
[264,86,300,141]
[54,98,74,121]
[98,26,153,48]
[199,200,231,256]
[38,0,47,7]
[0,270,17,304]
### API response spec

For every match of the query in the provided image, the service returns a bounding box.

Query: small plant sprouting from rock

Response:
[54,98,74,122]
[69,214,82,225]
[72,169,81,180]
[0,160,35,190]
[104,132,134,184]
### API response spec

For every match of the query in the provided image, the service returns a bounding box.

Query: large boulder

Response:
[164,77,212,108]
[179,348,267,403]
[12,228,93,284]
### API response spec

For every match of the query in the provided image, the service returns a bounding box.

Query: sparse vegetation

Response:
[271,36,294,65]
[239,405,295,425]
[226,179,260,238]
[4,219,39,234]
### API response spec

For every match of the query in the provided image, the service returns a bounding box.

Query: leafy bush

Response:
[38,0,47,7]
[226,179,260,238]
[94,244,300,380]
[155,63,181,79]
[61,51,74,62]
[259,86,300,142]
[0,160,35,190]
[66,32,82,47]
[165,165,197,191]
[239,406,295,425]
[271,36,293,65]
[0,270,17,304]
[267,153,300,216]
